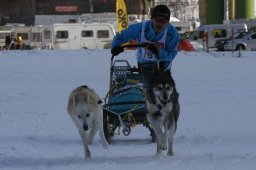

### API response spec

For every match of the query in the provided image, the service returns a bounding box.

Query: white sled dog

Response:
[145,71,180,156]
[67,85,109,159]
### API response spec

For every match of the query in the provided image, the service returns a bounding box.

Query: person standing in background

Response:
[5,34,11,50]
[16,34,23,50]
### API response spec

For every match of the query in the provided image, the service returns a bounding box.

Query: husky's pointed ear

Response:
[72,96,77,106]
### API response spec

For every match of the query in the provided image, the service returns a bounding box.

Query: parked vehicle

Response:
[188,24,248,48]
[31,23,115,50]
[215,31,250,51]
[30,25,53,49]
[0,30,11,50]
[224,32,256,51]
[0,24,32,50]
[10,25,32,49]
[52,23,115,49]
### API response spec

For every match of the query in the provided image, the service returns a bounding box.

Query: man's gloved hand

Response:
[146,43,160,54]
[111,46,124,56]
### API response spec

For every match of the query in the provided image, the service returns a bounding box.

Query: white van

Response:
[188,24,248,48]
[53,23,116,49]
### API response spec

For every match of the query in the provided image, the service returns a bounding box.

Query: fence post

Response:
[231,28,234,53]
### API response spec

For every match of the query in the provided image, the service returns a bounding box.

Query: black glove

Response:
[146,43,159,54]
[111,46,124,56]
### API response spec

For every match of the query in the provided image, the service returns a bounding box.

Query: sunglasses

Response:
[154,17,168,24]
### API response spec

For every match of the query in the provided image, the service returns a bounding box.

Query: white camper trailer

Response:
[188,24,248,48]
[52,23,115,49]
[10,25,32,49]
[30,23,115,50]
[0,24,32,49]
[0,30,11,50]
[30,25,53,49]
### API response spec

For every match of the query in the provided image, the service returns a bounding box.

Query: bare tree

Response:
[154,0,199,21]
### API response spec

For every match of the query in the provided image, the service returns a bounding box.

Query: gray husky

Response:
[145,71,180,156]
[67,85,108,159]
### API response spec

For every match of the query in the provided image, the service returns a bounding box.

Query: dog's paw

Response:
[167,151,174,156]
[84,154,91,160]
[84,154,92,160]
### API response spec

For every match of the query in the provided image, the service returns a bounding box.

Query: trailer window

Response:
[44,30,51,39]
[32,33,41,42]
[56,31,68,39]
[0,33,7,39]
[97,30,109,38]
[82,30,93,37]
[213,29,226,38]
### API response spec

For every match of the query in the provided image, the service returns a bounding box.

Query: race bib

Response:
[143,50,157,61]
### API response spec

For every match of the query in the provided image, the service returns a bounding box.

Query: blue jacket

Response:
[112,20,179,64]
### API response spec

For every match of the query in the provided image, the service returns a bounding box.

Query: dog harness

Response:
[137,20,168,63]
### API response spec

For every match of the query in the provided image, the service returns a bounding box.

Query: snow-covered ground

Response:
[0,49,256,170]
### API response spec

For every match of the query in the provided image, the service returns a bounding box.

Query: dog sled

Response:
[102,44,155,142]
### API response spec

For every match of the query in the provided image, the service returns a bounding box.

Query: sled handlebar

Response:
[111,44,147,61]
[121,43,147,48]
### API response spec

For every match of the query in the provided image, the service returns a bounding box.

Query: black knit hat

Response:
[151,5,170,21]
